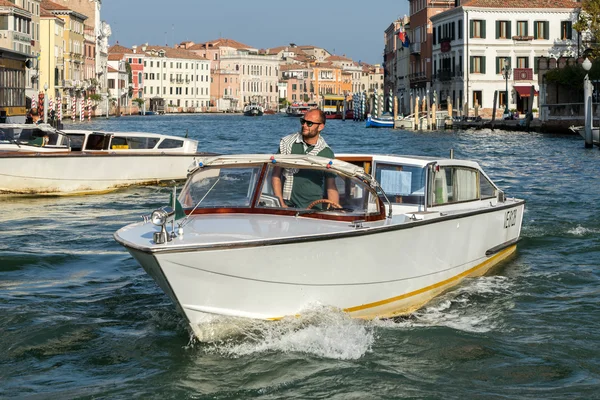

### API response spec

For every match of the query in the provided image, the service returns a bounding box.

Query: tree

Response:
[574,0,600,58]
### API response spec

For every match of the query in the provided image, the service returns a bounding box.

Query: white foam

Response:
[190,305,374,360]
[374,276,514,334]
[567,225,599,236]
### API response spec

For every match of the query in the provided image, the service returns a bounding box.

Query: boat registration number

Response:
[504,209,517,229]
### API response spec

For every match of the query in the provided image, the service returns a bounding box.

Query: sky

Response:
[102,0,409,65]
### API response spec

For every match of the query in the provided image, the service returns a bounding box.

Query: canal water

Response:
[2,114,599,399]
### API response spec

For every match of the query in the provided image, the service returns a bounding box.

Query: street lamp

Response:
[43,82,48,123]
[502,58,512,117]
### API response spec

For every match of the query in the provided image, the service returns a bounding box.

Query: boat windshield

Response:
[178,163,380,215]
[258,164,379,214]
[0,127,59,146]
[179,166,262,209]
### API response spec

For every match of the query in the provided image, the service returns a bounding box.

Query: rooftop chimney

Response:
[132,45,137,54]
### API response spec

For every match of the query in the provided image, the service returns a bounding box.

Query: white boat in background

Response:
[243,103,264,117]
[569,125,599,146]
[115,153,525,337]
[0,124,212,195]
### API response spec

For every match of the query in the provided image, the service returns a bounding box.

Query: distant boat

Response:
[0,124,210,195]
[325,110,354,120]
[243,103,264,117]
[570,125,599,146]
[365,114,394,128]
[286,102,318,117]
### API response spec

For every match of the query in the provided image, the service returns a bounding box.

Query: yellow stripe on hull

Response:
[345,245,517,319]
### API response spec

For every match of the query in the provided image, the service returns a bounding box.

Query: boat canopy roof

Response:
[193,153,486,180]
[193,153,375,182]
[338,153,484,170]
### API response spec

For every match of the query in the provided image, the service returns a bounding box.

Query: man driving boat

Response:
[272,109,339,208]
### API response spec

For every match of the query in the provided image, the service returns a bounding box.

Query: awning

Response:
[514,86,538,97]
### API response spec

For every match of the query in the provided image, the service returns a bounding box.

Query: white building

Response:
[141,45,210,111]
[219,50,279,110]
[431,0,580,117]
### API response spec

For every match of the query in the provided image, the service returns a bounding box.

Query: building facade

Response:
[140,45,210,112]
[39,5,64,103]
[430,0,580,116]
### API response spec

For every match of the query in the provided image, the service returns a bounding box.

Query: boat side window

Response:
[110,136,128,149]
[125,136,160,149]
[374,163,426,205]
[157,139,183,149]
[257,164,376,214]
[67,134,85,151]
[85,133,110,150]
[430,166,479,206]
[179,166,261,209]
[480,173,496,199]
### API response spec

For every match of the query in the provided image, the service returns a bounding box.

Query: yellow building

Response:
[313,62,346,101]
[41,0,86,99]
[39,5,64,101]
[0,47,32,122]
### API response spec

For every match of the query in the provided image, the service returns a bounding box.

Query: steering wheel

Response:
[306,198,343,210]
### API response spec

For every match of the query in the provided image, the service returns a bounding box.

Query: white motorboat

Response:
[569,125,599,146]
[0,124,211,195]
[115,153,524,334]
[243,103,264,117]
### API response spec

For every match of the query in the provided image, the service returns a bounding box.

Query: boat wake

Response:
[375,275,515,333]
[567,225,600,236]
[188,304,375,360]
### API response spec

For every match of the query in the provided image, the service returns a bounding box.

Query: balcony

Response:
[513,68,533,81]
[409,42,421,55]
[408,71,427,82]
[436,69,453,81]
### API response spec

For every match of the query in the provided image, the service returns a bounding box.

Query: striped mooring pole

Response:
[71,96,76,122]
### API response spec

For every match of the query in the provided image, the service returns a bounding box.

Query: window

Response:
[534,56,541,74]
[158,139,183,149]
[533,21,549,39]
[429,167,481,206]
[470,56,486,73]
[496,21,511,39]
[458,19,463,39]
[498,91,508,109]
[496,57,511,74]
[470,20,486,39]
[561,21,572,40]
[516,57,529,69]
[374,163,426,205]
[473,90,482,108]
[516,21,528,37]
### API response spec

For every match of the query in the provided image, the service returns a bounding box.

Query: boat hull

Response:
[366,116,394,128]
[243,109,263,117]
[119,202,524,324]
[573,127,599,145]
[0,153,201,195]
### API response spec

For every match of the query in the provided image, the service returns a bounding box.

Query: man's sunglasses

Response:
[300,118,321,127]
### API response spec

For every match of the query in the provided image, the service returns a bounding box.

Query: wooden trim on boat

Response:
[185,207,386,222]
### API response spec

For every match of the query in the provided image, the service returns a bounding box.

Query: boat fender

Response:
[270,155,277,163]
[327,160,333,169]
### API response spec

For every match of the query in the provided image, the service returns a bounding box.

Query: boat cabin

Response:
[62,130,198,153]
[177,153,502,223]
[0,124,65,151]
